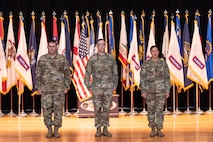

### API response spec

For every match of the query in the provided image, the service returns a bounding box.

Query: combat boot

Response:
[54,126,60,138]
[95,127,102,137]
[103,126,112,137]
[150,127,157,137]
[157,129,164,137]
[46,126,53,138]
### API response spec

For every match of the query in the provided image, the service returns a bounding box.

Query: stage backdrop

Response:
[0,0,212,113]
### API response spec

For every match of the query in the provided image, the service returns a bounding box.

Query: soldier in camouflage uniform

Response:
[36,40,70,138]
[84,39,118,137]
[140,45,170,137]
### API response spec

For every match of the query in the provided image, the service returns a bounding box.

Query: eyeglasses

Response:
[97,43,105,46]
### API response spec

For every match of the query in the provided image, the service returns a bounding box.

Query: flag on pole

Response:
[195,10,202,40]
[128,12,140,88]
[166,20,184,89]
[162,10,169,60]
[205,10,213,83]
[0,13,7,94]
[105,14,109,53]
[52,11,58,43]
[72,12,80,67]
[0,13,4,48]
[72,17,91,101]
[187,19,208,89]
[85,11,90,50]
[138,11,146,65]
[58,16,66,55]
[63,12,72,70]
[0,39,7,94]
[5,13,16,94]
[28,12,38,96]
[118,11,129,90]
[37,12,48,62]
[146,11,156,60]
[15,13,32,95]
[96,11,103,40]
[89,16,95,57]
[108,11,116,59]
[182,10,193,91]
[176,10,183,56]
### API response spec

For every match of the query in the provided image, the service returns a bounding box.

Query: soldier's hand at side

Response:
[38,90,42,95]
[64,89,68,94]
[141,93,146,99]
[166,93,170,98]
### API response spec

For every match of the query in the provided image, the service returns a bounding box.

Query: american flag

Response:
[73,20,91,102]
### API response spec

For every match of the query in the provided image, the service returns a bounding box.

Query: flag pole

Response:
[184,90,193,114]
[164,98,171,115]
[73,99,79,117]
[17,94,21,117]
[172,84,176,115]
[128,74,138,116]
[175,88,182,115]
[139,98,147,115]
[19,93,27,117]
[64,92,71,117]
[7,89,16,116]
[194,83,203,115]
[29,95,39,117]
[205,83,213,113]
[0,93,4,117]
[119,67,127,116]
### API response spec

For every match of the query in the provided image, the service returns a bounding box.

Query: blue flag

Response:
[205,12,213,83]
[138,12,146,65]
[176,11,183,57]
[63,15,72,70]
[182,12,193,90]
[108,12,116,58]
[28,15,37,95]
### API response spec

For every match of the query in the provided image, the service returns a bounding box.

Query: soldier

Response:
[84,39,118,137]
[140,45,170,137]
[36,40,71,138]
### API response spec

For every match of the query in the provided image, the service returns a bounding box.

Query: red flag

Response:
[0,14,7,94]
[52,12,58,43]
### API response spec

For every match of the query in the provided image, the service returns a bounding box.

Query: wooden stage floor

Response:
[0,113,213,142]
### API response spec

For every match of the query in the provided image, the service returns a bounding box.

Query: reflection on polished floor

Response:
[0,113,213,142]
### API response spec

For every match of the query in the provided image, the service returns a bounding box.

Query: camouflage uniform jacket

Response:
[84,53,118,90]
[140,58,170,96]
[36,53,71,92]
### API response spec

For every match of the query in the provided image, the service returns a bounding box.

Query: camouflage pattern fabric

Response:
[84,53,118,127]
[36,53,70,128]
[41,91,65,127]
[140,58,170,129]
[92,91,112,127]
[36,53,71,92]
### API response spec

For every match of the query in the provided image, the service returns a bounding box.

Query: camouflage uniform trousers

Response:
[41,91,65,128]
[92,88,112,127]
[146,93,165,129]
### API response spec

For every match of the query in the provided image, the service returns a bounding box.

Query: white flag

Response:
[187,21,208,89]
[167,21,184,88]
[146,19,155,60]
[37,18,48,62]
[162,13,169,60]
[15,20,32,94]
[58,22,65,55]
[5,15,16,93]
[128,17,140,87]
